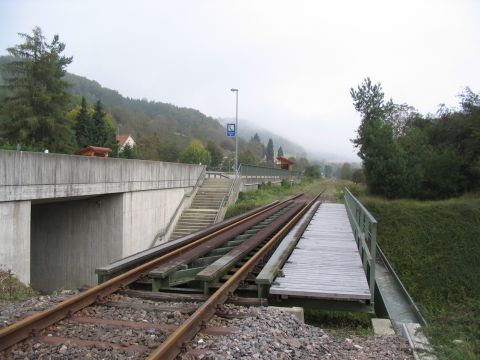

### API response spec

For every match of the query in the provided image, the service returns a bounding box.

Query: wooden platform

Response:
[269,203,371,301]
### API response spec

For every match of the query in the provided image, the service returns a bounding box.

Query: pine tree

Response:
[248,133,265,159]
[1,27,74,152]
[74,97,93,148]
[277,146,284,157]
[91,100,108,146]
[119,143,136,159]
[266,138,274,163]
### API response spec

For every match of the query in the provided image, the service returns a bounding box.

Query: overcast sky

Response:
[1,0,479,161]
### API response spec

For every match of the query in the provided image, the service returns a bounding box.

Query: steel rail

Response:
[0,193,303,352]
[147,193,322,360]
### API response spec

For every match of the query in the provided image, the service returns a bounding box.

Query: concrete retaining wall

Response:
[29,187,196,292]
[240,176,283,192]
[0,150,203,201]
[121,187,191,256]
[30,195,124,292]
[0,201,31,284]
[0,150,205,291]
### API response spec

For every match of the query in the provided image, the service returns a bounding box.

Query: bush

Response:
[0,270,38,302]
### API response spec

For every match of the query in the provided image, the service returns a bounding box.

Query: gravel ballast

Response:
[1,293,413,359]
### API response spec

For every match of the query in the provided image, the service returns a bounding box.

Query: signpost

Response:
[230,88,239,175]
[226,123,236,137]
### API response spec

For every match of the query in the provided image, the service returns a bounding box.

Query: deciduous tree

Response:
[206,141,223,169]
[324,165,333,178]
[238,149,258,166]
[351,168,365,183]
[340,163,352,180]
[351,78,407,198]
[180,139,211,165]
[304,165,320,178]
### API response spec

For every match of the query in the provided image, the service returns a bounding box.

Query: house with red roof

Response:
[118,134,136,151]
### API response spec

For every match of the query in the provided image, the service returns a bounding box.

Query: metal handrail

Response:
[240,163,300,178]
[205,171,232,180]
[344,187,377,303]
[150,166,206,246]
[213,165,242,224]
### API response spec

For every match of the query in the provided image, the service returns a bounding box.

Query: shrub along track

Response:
[0,193,321,359]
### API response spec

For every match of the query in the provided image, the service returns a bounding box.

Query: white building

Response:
[118,134,136,151]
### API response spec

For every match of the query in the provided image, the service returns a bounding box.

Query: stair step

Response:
[168,177,235,241]
[180,215,216,218]
[194,197,225,200]
[178,219,214,223]
[192,201,223,204]
[178,220,213,224]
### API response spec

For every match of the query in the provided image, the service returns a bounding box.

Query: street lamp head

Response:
[230,88,238,92]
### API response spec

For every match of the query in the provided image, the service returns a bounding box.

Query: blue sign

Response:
[226,123,236,137]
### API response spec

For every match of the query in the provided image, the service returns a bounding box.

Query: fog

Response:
[1,0,479,161]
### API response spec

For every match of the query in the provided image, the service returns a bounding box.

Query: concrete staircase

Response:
[169,178,232,240]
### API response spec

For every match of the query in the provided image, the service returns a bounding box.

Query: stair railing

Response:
[150,166,206,247]
[213,164,242,223]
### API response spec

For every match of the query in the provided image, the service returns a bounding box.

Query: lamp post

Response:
[230,88,238,176]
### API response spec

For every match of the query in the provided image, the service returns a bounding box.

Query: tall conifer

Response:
[1,27,74,152]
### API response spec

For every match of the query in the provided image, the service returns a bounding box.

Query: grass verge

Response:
[225,178,355,219]
[359,195,480,359]
[305,309,373,336]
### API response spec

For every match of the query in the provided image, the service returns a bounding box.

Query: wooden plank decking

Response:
[269,203,371,301]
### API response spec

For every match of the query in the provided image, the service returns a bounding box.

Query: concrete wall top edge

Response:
[0,150,205,201]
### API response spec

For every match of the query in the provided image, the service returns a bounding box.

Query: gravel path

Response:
[1,293,413,359]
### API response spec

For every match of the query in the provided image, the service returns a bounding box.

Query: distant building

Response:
[276,156,294,171]
[118,134,136,151]
[77,146,111,158]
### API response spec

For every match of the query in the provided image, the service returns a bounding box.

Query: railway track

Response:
[0,193,321,359]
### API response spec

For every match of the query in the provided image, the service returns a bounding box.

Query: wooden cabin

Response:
[276,156,294,171]
[77,146,111,158]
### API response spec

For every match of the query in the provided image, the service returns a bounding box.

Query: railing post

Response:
[369,221,377,303]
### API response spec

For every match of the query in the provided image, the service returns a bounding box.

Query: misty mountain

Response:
[219,118,307,159]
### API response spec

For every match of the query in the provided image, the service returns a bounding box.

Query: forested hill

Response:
[63,72,226,147]
[0,54,309,165]
[0,55,225,156]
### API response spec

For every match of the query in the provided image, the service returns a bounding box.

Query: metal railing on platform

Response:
[239,164,300,180]
[344,188,377,304]
[213,165,242,223]
[205,171,232,179]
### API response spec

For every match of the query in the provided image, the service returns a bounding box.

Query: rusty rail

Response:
[0,194,302,352]
[147,193,322,359]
